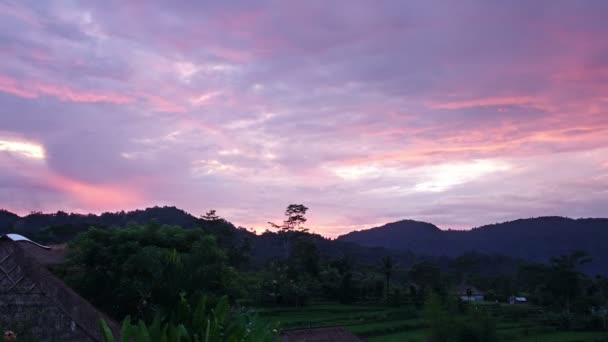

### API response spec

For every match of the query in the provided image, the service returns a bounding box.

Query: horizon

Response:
[1,205,604,238]
[1,1,607,237]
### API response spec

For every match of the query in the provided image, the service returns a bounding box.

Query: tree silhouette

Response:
[548,250,592,315]
[202,209,220,221]
[268,204,309,234]
[381,256,393,303]
[268,204,310,259]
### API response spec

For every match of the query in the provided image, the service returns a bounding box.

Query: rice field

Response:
[258,302,608,341]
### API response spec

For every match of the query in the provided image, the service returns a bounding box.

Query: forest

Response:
[3,204,608,342]
[2,205,608,341]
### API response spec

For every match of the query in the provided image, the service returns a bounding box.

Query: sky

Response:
[0,1,607,237]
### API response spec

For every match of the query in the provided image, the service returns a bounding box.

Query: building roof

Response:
[3,233,51,248]
[0,234,118,341]
[2,234,68,265]
[281,326,365,342]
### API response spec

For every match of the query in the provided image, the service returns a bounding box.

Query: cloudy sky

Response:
[0,1,607,236]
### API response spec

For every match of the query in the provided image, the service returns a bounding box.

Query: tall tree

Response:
[548,250,592,315]
[381,256,393,303]
[268,204,309,234]
[268,204,310,258]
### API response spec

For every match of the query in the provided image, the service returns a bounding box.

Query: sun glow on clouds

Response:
[0,139,45,159]
[415,160,511,192]
[1,1,608,234]
[333,159,511,193]
[0,137,140,212]
[47,174,141,209]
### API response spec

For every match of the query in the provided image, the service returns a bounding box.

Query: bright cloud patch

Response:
[415,160,511,192]
[0,139,45,159]
[333,165,380,180]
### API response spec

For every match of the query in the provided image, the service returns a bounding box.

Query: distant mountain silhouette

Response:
[0,209,20,229]
[2,207,607,273]
[0,206,202,242]
[337,217,608,274]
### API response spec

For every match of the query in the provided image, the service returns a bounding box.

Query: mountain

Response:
[0,206,201,242]
[3,206,607,273]
[0,209,20,229]
[337,217,608,274]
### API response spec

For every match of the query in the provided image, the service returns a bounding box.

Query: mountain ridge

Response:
[337,216,608,274]
[2,207,607,273]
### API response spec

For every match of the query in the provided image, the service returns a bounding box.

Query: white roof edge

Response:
[3,234,51,249]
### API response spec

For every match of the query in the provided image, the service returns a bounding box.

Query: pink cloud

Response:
[46,173,143,210]
[0,74,133,104]
[0,75,37,98]
[428,96,538,110]
[141,94,187,113]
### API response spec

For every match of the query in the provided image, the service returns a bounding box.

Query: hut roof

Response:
[281,326,365,342]
[0,234,118,341]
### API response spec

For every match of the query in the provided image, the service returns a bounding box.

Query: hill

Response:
[0,206,203,243]
[0,207,521,274]
[2,207,607,273]
[337,217,608,274]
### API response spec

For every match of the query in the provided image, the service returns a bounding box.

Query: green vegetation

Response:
[37,204,608,341]
[100,296,277,342]
[259,302,608,341]
[58,222,241,320]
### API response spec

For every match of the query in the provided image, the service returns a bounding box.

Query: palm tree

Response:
[549,250,592,315]
[381,256,393,303]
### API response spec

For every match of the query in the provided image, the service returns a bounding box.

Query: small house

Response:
[508,296,528,304]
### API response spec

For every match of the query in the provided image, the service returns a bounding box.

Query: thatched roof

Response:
[281,326,365,342]
[0,234,118,341]
[15,241,67,265]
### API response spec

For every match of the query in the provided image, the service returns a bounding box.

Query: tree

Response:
[201,210,220,221]
[289,240,320,278]
[268,204,309,234]
[61,224,237,320]
[381,256,393,303]
[547,250,592,315]
[268,204,310,259]
[409,261,441,292]
[424,291,497,342]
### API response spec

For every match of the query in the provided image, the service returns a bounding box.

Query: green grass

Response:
[514,331,608,342]
[258,303,608,342]
[259,303,417,328]
[368,329,426,342]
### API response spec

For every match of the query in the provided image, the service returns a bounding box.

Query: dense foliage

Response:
[424,292,497,342]
[60,223,240,320]
[11,204,603,340]
[100,296,277,342]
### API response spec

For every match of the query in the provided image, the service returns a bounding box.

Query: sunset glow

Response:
[1,1,607,236]
[0,139,45,159]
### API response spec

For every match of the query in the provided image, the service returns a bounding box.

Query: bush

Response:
[424,292,498,342]
[100,296,278,342]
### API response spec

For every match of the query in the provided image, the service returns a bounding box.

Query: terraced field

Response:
[259,303,608,341]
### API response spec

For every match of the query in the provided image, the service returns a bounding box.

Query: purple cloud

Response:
[0,0,607,236]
